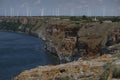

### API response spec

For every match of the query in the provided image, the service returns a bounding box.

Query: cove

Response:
[0,31,59,80]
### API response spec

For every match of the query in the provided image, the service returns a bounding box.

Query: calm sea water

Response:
[0,32,59,80]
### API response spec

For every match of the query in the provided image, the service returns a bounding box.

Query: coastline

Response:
[0,30,60,60]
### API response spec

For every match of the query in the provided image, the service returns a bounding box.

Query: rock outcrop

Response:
[45,22,120,62]
[14,54,114,80]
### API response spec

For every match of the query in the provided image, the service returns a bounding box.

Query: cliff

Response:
[1,17,120,62]
[44,21,120,62]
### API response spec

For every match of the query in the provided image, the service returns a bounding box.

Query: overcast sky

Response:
[0,0,120,16]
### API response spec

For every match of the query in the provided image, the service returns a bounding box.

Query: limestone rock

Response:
[14,55,113,80]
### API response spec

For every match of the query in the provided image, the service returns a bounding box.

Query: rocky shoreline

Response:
[13,54,120,80]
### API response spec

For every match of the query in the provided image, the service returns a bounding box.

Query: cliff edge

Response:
[14,54,116,80]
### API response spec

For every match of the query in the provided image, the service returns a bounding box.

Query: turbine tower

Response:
[52,8,54,16]
[10,8,16,17]
[70,9,74,16]
[10,8,13,17]
[17,11,19,17]
[29,10,32,16]
[13,8,15,16]
[4,8,7,17]
[55,8,57,16]
[87,7,91,16]
[26,7,29,16]
[84,5,91,16]
[86,6,89,16]
[102,6,106,17]
[57,8,60,16]
[41,8,44,16]
[110,7,114,16]
[55,8,59,16]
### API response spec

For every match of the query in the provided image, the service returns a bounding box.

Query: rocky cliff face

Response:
[14,54,115,80]
[0,17,120,63]
[44,21,120,62]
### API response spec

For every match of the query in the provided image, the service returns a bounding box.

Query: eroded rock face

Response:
[45,23,80,62]
[45,22,120,62]
[14,54,113,80]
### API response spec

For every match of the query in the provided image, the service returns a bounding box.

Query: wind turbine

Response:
[41,8,44,16]
[80,7,83,16]
[87,7,91,16]
[55,8,59,16]
[29,9,32,16]
[55,8,57,16]
[11,8,14,16]
[0,8,4,16]
[10,8,15,17]
[70,9,74,16]
[110,7,114,16]
[78,6,83,16]
[57,8,60,16]
[26,7,29,16]
[17,10,19,17]
[0,8,1,16]
[93,7,96,16]
[52,8,55,16]
[85,5,89,16]
[10,8,13,17]
[4,8,7,17]
[102,6,106,17]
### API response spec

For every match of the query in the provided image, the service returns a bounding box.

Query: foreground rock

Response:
[112,53,120,79]
[14,54,113,80]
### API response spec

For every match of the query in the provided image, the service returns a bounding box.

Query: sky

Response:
[0,0,120,16]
